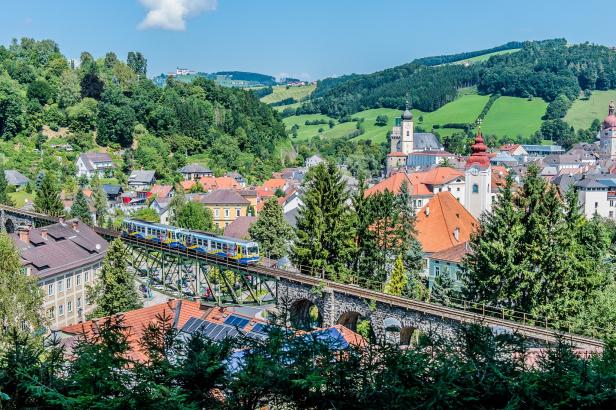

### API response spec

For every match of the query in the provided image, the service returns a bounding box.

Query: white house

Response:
[76,152,115,178]
[128,170,156,191]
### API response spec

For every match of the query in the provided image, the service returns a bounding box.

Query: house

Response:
[427,242,470,290]
[407,150,456,169]
[10,220,108,330]
[199,176,241,191]
[76,152,115,178]
[365,172,433,210]
[499,144,528,161]
[102,184,123,202]
[521,144,565,158]
[226,171,247,187]
[178,163,213,181]
[305,155,325,168]
[149,184,174,199]
[150,196,173,225]
[415,191,478,255]
[197,189,251,229]
[128,170,156,191]
[4,169,29,188]
[223,216,257,239]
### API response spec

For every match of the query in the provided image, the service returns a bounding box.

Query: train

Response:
[121,218,260,265]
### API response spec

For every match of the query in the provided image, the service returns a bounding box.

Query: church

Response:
[386,107,445,174]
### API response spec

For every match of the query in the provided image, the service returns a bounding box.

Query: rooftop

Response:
[199,189,251,205]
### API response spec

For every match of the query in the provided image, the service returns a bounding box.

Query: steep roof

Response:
[4,169,29,186]
[416,192,478,253]
[199,176,240,191]
[199,189,251,205]
[413,133,443,151]
[365,172,432,197]
[11,220,108,278]
[223,216,257,239]
[78,152,114,171]
[128,170,156,184]
[409,167,464,186]
[149,184,173,198]
[178,163,211,174]
[429,241,471,263]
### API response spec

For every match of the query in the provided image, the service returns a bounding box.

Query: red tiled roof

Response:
[261,178,287,190]
[149,184,173,198]
[199,176,240,191]
[429,241,471,263]
[416,192,478,253]
[180,180,196,191]
[387,152,408,157]
[409,167,464,186]
[366,172,432,197]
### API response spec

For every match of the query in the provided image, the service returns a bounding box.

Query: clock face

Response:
[469,167,478,176]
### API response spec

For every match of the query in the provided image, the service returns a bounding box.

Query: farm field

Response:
[481,96,548,138]
[261,84,316,105]
[413,93,489,131]
[565,90,616,130]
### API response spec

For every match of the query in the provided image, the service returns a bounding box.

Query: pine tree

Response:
[249,197,294,259]
[0,167,14,206]
[291,162,355,282]
[0,232,44,337]
[384,254,408,296]
[87,239,142,317]
[33,172,64,216]
[352,173,376,280]
[396,181,423,275]
[70,189,92,224]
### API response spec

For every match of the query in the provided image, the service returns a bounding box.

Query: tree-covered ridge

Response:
[414,40,523,66]
[304,39,616,118]
[0,38,288,181]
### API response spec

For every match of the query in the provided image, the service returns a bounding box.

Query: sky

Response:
[0,0,614,80]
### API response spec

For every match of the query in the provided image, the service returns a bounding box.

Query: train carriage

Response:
[121,218,260,265]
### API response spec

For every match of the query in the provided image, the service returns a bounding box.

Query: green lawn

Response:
[565,90,616,130]
[413,93,489,130]
[10,191,34,207]
[481,96,548,137]
[261,84,316,106]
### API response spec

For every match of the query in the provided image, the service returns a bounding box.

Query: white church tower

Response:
[400,107,414,154]
[464,129,492,219]
[601,100,616,159]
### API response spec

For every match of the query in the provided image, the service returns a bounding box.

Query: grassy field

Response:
[481,96,547,137]
[565,90,616,130]
[10,191,34,207]
[413,93,489,131]
[261,84,316,105]
[452,48,520,65]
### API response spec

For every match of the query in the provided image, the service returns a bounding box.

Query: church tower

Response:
[400,107,414,154]
[601,100,616,159]
[464,128,492,219]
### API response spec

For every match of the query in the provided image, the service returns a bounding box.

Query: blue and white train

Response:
[121,218,260,265]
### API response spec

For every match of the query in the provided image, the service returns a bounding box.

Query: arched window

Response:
[406,131,410,136]
[472,183,479,193]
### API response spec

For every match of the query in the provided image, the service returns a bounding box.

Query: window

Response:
[472,184,479,193]
[57,279,64,292]
[58,304,64,316]
[456,187,460,192]
[224,208,230,218]
[214,208,220,218]
[47,307,55,319]
[66,277,72,289]
[435,265,440,276]
[67,301,73,313]
[447,187,451,192]
[48,284,54,296]
[406,131,410,136]
[595,202,599,208]
[236,208,241,217]
[77,297,82,308]
[610,211,614,218]
[84,271,90,282]
[76,273,81,286]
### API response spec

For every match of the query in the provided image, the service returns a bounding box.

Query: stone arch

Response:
[400,326,418,346]
[4,218,15,233]
[290,298,322,330]
[383,317,402,344]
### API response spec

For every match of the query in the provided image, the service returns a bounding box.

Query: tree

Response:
[127,52,147,76]
[0,232,44,338]
[0,72,26,140]
[249,198,294,259]
[0,167,14,206]
[34,172,64,216]
[384,255,407,296]
[175,201,214,231]
[70,189,92,224]
[375,115,388,126]
[87,239,142,317]
[91,175,108,226]
[96,86,136,147]
[27,79,53,105]
[57,69,81,108]
[132,207,159,223]
[292,162,355,281]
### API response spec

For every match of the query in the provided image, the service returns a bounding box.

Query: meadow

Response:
[260,84,316,106]
[481,96,547,138]
[565,90,616,130]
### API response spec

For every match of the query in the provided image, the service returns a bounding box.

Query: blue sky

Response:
[0,0,614,80]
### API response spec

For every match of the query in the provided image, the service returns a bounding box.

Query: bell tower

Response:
[400,102,414,154]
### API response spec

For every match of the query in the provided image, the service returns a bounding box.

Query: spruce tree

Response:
[249,197,294,259]
[292,162,355,282]
[0,167,14,206]
[91,175,108,226]
[33,172,64,216]
[87,239,142,317]
[70,189,92,224]
[352,173,376,280]
[0,232,44,337]
[396,181,423,275]
[384,254,407,296]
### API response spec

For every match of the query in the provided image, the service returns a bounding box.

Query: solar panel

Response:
[250,323,269,335]
[224,315,250,329]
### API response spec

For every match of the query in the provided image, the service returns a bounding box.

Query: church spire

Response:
[466,127,490,168]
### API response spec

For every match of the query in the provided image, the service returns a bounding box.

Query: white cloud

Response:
[138,0,217,31]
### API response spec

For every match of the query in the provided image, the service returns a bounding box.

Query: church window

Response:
[472,184,479,193]
[406,131,410,136]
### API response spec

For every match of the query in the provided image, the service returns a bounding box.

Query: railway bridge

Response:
[0,205,605,349]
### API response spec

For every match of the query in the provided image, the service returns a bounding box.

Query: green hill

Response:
[261,84,316,107]
[481,96,547,137]
[565,90,616,130]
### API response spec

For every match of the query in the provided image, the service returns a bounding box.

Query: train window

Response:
[248,246,258,254]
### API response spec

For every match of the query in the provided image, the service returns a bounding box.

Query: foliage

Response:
[0,166,14,206]
[90,175,108,226]
[132,207,160,223]
[249,197,294,259]
[0,232,44,340]
[33,171,63,216]
[384,254,408,296]
[174,201,215,231]
[87,239,142,317]
[70,189,92,224]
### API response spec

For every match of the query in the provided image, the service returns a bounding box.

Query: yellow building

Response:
[199,189,251,229]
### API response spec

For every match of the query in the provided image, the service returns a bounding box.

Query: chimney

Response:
[425,206,430,216]
[71,219,79,231]
[40,228,48,240]
[58,216,65,225]
[17,225,30,243]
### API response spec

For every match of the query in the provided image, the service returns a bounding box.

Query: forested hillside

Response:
[0,38,287,182]
[301,39,616,118]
